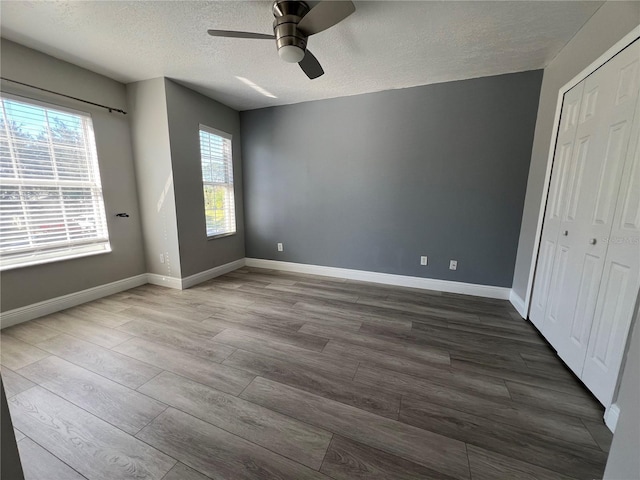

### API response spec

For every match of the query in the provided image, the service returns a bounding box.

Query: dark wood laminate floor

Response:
[0,267,612,480]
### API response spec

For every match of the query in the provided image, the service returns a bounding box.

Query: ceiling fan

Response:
[208,0,356,80]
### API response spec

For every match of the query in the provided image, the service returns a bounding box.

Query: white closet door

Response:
[545,42,640,375]
[582,60,640,406]
[530,82,585,329]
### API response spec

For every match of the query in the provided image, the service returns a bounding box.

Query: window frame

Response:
[198,124,237,240]
[0,93,111,271]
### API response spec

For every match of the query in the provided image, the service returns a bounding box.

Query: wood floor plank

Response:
[137,408,330,480]
[241,377,471,480]
[505,380,604,421]
[139,371,332,469]
[210,309,306,332]
[14,428,26,442]
[1,367,35,398]
[62,304,133,328]
[400,395,608,479]
[18,436,87,480]
[80,295,131,314]
[0,335,49,370]
[117,306,219,335]
[368,322,549,358]
[448,350,528,370]
[354,365,596,447]
[223,349,401,419]
[36,334,162,389]
[451,358,587,396]
[18,356,167,435]
[322,341,451,375]
[444,319,544,344]
[116,319,234,362]
[466,444,578,480]
[265,283,360,303]
[581,419,613,453]
[35,314,131,348]
[114,337,254,395]
[212,328,358,378]
[162,462,210,480]
[3,321,61,344]
[320,435,460,480]
[114,296,212,322]
[354,360,510,400]
[205,318,329,352]
[300,323,451,366]
[356,296,480,321]
[9,386,176,480]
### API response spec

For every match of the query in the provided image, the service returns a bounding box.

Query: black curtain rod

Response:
[0,77,127,115]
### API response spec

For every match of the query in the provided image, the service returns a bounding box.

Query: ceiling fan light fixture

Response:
[278,44,305,63]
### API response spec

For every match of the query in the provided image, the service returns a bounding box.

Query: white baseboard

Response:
[509,290,527,319]
[245,258,511,300]
[0,258,248,329]
[146,273,182,290]
[604,403,620,433]
[0,274,148,329]
[181,258,246,289]
[0,256,510,329]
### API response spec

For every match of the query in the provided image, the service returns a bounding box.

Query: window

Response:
[199,125,236,238]
[0,95,110,270]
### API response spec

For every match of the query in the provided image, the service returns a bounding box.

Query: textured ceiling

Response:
[1,1,602,111]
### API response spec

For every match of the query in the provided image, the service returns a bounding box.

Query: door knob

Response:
[563,230,568,236]
[589,238,597,245]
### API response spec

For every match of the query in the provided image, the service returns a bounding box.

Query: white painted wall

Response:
[604,292,640,479]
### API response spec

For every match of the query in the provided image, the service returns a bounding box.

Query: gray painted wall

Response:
[241,71,542,287]
[126,78,181,278]
[511,1,640,301]
[604,290,640,480]
[164,79,245,277]
[0,39,146,312]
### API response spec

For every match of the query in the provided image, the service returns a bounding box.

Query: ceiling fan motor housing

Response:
[273,0,309,62]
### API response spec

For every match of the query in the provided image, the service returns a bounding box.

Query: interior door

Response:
[543,41,640,376]
[529,82,585,329]
[581,65,640,406]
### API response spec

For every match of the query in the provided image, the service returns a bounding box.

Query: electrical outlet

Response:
[159,253,165,264]
[420,256,428,266]
[449,260,458,270]
[277,243,284,252]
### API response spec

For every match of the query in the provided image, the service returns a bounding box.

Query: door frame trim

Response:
[523,26,640,317]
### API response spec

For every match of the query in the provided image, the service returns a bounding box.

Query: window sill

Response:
[0,246,112,272]
[207,232,237,241]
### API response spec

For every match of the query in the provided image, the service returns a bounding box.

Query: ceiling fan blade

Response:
[207,30,275,40]
[298,50,324,79]
[297,1,355,36]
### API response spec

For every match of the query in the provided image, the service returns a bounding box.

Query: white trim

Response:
[146,273,182,290]
[523,26,640,316]
[245,258,510,299]
[509,290,527,319]
[604,403,620,433]
[0,274,147,329]
[181,258,246,289]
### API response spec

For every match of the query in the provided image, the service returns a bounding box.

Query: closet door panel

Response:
[545,42,640,373]
[530,83,585,328]
[582,89,640,406]
[541,69,605,357]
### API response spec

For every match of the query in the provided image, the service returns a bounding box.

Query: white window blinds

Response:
[199,125,236,237]
[0,95,110,270]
